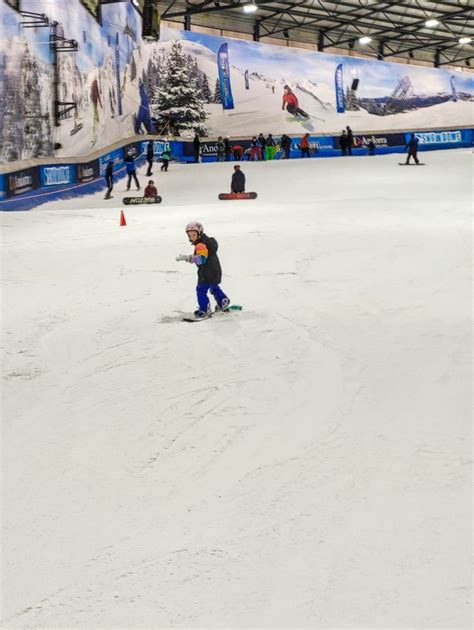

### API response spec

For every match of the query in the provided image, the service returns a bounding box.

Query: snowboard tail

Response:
[219,192,257,200]
[123,196,162,205]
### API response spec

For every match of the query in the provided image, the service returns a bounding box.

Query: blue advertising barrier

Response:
[1,130,472,210]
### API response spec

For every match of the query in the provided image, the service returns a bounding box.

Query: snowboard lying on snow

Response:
[218,192,257,200]
[123,196,162,205]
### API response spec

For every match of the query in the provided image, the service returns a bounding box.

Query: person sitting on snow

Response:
[231,165,246,193]
[144,180,158,198]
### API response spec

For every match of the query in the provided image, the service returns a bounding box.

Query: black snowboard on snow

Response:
[218,192,257,200]
[123,196,162,205]
[398,163,426,166]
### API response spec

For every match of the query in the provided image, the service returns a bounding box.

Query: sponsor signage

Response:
[353,133,406,148]
[6,167,40,197]
[140,140,170,157]
[77,160,99,183]
[183,139,252,157]
[415,130,462,145]
[40,165,75,187]
[99,148,123,175]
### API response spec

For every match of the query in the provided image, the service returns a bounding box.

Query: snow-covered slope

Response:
[2,150,472,627]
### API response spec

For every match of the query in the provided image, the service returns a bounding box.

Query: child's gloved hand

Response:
[176,254,193,262]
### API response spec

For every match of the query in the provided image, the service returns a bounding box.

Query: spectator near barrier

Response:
[232,144,243,161]
[339,129,348,156]
[346,126,354,155]
[301,133,311,158]
[280,134,292,159]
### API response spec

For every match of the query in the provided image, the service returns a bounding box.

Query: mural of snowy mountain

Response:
[1,0,473,163]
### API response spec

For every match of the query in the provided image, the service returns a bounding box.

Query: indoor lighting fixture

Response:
[425,19,439,28]
[243,1,258,13]
[459,36,472,44]
[359,36,372,44]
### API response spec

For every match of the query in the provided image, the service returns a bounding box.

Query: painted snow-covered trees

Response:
[213,78,222,104]
[150,41,208,135]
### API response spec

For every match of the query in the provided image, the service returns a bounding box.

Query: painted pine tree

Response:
[200,73,212,103]
[150,41,207,135]
[213,78,222,104]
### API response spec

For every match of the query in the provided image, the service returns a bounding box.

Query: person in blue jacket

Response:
[125,150,140,191]
[405,133,420,164]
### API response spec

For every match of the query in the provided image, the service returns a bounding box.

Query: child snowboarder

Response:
[176,221,230,318]
[161,140,171,172]
[125,150,140,191]
[144,180,158,198]
[405,133,420,164]
[231,164,246,193]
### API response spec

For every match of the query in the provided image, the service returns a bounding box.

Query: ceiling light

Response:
[243,2,258,13]
[459,37,472,44]
[425,19,439,28]
[358,36,372,45]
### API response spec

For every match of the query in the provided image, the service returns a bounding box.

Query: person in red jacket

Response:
[282,85,309,119]
[300,133,311,158]
[144,180,158,198]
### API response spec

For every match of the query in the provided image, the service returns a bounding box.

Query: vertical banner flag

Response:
[244,69,249,90]
[450,75,457,102]
[217,43,235,110]
[115,32,123,115]
[335,63,345,113]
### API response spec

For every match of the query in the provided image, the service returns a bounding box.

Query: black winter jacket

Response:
[195,234,222,285]
[231,170,246,192]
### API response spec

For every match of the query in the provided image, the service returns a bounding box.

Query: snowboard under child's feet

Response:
[183,310,212,322]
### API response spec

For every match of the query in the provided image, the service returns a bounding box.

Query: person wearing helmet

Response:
[176,222,230,318]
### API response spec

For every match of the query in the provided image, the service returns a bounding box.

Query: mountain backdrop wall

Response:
[1,0,473,164]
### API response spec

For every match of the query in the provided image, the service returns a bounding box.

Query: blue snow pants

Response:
[197,284,228,312]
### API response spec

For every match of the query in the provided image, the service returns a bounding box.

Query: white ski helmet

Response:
[185,221,203,235]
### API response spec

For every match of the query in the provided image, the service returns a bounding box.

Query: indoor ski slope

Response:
[2,149,472,628]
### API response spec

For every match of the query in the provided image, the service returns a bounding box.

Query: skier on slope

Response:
[176,221,230,319]
[282,85,309,119]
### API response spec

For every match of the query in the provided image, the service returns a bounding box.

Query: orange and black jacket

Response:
[192,234,222,286]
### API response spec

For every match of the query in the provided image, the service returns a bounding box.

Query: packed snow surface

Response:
[2,149,472,627]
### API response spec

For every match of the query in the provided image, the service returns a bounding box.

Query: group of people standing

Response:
[104,139,170,200]
[338,126,355,156]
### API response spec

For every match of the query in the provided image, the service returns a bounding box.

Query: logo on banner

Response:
[9,173,33,194]
[99,149,123,175]
[43,166,72,186]
[415,130,462,145]
[77,161,98,183]
[335,64,345,113]
[217,43,235,110]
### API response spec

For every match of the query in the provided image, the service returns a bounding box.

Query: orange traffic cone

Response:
[120,210,127,226]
